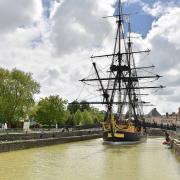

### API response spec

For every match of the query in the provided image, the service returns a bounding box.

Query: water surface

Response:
[0,138,180,180]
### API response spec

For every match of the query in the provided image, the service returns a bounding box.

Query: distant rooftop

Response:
[147,108,161,117]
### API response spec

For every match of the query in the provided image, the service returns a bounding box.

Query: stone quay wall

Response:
[0,130,102,141]
[146,128,165,136]
[169,130,180,157]
[141,128,180,157]
[0,130,102,153]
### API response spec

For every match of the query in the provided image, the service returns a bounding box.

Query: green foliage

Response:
[67,100,80,114]
[35,95,67,126]
[67,100,90,113]
[28,104,39,119]
[74,109,84,125]
[0,68,40,124]
[67,103,104,125]
[96,111,104,122]
[80,100,90,111]
[81,109,93,125]
[89,107,104,123]
[64,110,75,126]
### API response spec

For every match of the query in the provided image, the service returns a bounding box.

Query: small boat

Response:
[163,131,171,145]
[162,141,171,146]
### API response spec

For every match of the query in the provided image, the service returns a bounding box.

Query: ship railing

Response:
[101,122,111,131]
[115,123,137,133]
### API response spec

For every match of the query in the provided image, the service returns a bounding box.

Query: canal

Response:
[0,138,180,180]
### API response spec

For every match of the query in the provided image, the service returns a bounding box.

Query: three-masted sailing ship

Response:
[78,0,164,143]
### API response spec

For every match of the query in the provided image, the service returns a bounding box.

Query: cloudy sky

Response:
[0,0,180,114]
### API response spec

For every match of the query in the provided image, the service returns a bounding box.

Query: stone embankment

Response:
[143,128,180,157]
[147,128,165,136]
[169,129,180,157]
[0,130,102,153]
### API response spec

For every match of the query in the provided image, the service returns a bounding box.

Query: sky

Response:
[0,0,180,114]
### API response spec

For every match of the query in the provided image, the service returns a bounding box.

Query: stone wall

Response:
[146,129,180,157]
[147,128,164,136]
[0,130,101,141]
[0,130,102,153]
[169,131,180,157]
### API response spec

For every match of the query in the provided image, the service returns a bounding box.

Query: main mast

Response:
[80,0,164,127]
[117,0,122,117]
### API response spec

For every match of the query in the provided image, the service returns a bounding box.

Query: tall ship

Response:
[78,0,164,143]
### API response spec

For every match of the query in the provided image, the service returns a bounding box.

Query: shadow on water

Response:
[76,138,141,159]
[102,139,146,150]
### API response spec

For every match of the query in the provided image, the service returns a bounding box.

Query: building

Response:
[146,107,180,126]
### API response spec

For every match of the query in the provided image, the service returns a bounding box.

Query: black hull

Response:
[103,131,146,142]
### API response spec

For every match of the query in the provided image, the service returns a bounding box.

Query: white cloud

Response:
[137,4,180,113]
[0,0,116,104]
[122,0,141,3]
[144,7,180,72]
[143,0,180,16]
[50,0,115,56]
[0,0,180,115]
[0,0,42,34]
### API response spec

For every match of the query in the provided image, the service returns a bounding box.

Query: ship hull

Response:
[103,131,146,142]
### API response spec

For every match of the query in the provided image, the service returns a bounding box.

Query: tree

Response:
[0,68,40,126]
[67,100,80,114]
[35,95,67,126]
[65,111,75,126]
[28,104,39,119]
[80,100,90,111]
[74,109,83,125]
[81,110,93,125]
[96,111,105,123]
[89,107,104,123]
